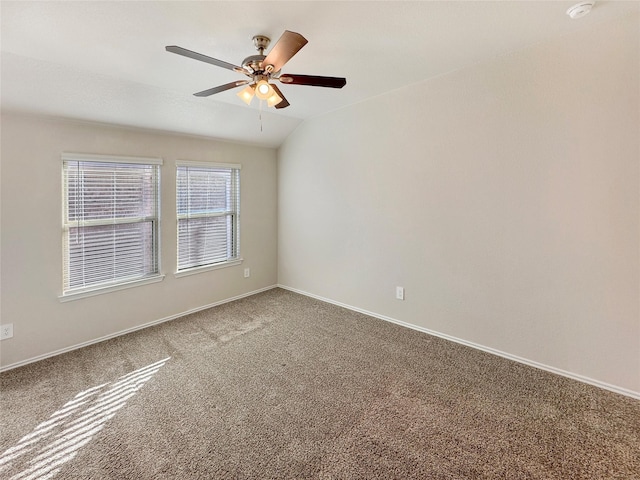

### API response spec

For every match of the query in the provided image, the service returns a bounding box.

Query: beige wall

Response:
[0,113,278,367]
[278,14,640,394]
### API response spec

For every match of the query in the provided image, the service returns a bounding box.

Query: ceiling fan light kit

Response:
[236,84,256,105]
[266,90,284,108]
[255,78,272,99]
[166,30,346,110]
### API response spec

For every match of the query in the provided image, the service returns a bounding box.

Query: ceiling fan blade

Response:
[270,84,290,109]
[194,80,250,97]
[262,31,308,72]
[278,74,346,89]
[166,45,243,73]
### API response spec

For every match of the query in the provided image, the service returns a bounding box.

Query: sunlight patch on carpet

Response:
[0,357,170,480]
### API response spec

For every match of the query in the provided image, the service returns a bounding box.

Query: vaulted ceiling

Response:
[2,1,638,147]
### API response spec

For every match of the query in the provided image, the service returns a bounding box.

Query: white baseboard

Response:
[277,284,640,400]
[0,285,278,373]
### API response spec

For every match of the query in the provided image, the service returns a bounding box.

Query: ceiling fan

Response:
[166,31,346,109]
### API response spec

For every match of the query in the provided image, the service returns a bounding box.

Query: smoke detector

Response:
[566,1,595,19]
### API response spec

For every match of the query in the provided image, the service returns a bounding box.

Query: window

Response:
[61,153,162,298]
[176,161,241,273]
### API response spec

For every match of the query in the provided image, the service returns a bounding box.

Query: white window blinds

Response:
[176,162,240,271]
[62,154,162,294]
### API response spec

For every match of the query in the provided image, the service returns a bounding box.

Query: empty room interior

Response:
[1,1,639,478]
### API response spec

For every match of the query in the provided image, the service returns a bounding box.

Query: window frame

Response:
[60,153,164,301]
[175,160,242,277]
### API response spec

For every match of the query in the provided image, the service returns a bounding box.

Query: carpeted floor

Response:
[1,288,639,479]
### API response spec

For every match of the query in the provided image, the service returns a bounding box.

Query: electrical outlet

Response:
[396,286,405,300]
[1,323,14,340]
[244,268,250,278]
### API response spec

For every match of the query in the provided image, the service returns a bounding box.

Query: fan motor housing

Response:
[242,54,266,73]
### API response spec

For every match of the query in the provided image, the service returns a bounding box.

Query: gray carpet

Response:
[1,288,639,479]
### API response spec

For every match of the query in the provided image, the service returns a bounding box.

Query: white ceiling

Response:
[1,1,638,148]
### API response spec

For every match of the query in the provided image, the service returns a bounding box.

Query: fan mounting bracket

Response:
[252,35,270,54]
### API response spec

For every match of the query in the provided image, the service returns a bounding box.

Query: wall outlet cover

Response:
[1,323,14,340]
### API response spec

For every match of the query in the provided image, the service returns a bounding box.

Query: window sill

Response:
[59,274,165,302]
[174,258,243,278]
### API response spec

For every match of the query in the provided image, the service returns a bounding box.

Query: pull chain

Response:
[259,100,263,132]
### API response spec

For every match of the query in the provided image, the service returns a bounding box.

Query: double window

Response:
[176,162,241,273]
[61,154,162,297]
[61,154,241,299]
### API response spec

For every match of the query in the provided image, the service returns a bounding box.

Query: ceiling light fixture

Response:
[266,90,283,108]
[566,1,595,19]
[237,81,282,107]
[236,84,256,105]
[255,78,274,100]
